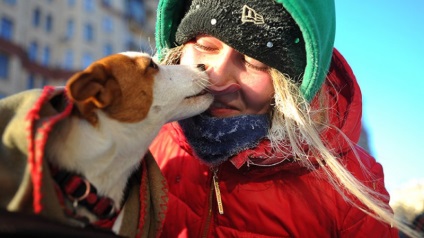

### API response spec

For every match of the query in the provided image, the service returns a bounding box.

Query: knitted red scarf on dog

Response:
[25,86,73,214]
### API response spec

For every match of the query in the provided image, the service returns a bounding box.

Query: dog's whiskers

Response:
[195,78,210,88]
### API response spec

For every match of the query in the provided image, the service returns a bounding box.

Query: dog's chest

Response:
[45,113,157,206]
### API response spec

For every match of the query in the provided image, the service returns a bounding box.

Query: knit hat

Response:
[175,0,306,82]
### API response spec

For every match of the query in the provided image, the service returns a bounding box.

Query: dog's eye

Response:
[149,59,158,69]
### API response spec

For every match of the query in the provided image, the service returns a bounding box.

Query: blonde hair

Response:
[160,46,421,238]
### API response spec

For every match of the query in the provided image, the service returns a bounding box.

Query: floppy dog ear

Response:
[66,63,120,109]
[66,63,121,125]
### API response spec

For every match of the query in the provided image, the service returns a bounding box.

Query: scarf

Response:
[179,113,270,166]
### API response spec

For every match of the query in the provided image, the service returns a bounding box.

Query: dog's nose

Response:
[197,64,206,71]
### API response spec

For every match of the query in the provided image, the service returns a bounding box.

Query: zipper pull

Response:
[212,169,224,215]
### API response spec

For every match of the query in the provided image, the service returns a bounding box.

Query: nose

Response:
[205,49,241,95]
[197,64,206,71]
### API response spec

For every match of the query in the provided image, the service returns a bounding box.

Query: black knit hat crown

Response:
[175,0,306,82]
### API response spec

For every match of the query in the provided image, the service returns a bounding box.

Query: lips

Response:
[210,101,234,109]
[207,100,241,117]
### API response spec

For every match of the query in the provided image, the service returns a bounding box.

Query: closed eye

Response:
[244,56,269,72]
[244,60,269,72]
[194,43,218,52]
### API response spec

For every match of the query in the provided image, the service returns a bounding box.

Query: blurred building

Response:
[0,0,158,98]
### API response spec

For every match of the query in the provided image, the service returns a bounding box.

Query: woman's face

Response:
[180,35,275,118]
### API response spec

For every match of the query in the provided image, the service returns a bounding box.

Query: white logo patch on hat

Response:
[241,5,264,25]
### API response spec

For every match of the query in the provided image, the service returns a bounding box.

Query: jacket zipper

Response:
[201,168,224,238]
[212,168,224,214]
[201,181,214,238]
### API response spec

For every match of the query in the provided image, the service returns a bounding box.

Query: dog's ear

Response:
[66,63,120,109]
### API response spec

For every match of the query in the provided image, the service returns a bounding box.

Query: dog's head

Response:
[66,52,213,125]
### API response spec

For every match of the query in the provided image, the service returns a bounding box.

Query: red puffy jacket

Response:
[149,49,399,238]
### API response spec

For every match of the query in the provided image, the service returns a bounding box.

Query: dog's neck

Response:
[46,110,164,208]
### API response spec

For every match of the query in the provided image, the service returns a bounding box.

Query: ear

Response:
[66,63,120,109]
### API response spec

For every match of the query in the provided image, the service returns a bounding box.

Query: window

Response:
[126,0,145,25]
[0,17,13,40]
[27,74,35,89]
[28,41,38,61]
[102,17,113,33]
[103,44,113,56]
[66,19,74,39]
[42,46,50,66]
[0,52,9,79]
[84,0,95,12]
[82,53,93,69]
[83,24,94,42]
[33,8,41,27]
[63,50,73,70]
[45,14,53,32]
[102,0,111,7]
[3,0,16,5]
[67,0,75,7]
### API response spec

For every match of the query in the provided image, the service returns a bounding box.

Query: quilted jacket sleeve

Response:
[338,147,399,238]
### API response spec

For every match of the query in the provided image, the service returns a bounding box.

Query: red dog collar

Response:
[50,166,120,220]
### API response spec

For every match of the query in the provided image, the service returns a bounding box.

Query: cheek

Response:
[241,73,274,112]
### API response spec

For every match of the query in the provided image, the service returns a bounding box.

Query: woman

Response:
[150,0,417,237]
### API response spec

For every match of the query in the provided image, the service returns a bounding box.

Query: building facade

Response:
[0,0,158,98]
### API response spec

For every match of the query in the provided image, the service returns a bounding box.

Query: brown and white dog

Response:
[44,52,213,225]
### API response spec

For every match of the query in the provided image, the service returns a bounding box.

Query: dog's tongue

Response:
[207,83,241,96]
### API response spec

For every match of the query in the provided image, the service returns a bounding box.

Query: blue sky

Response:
[333,0,424,193]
